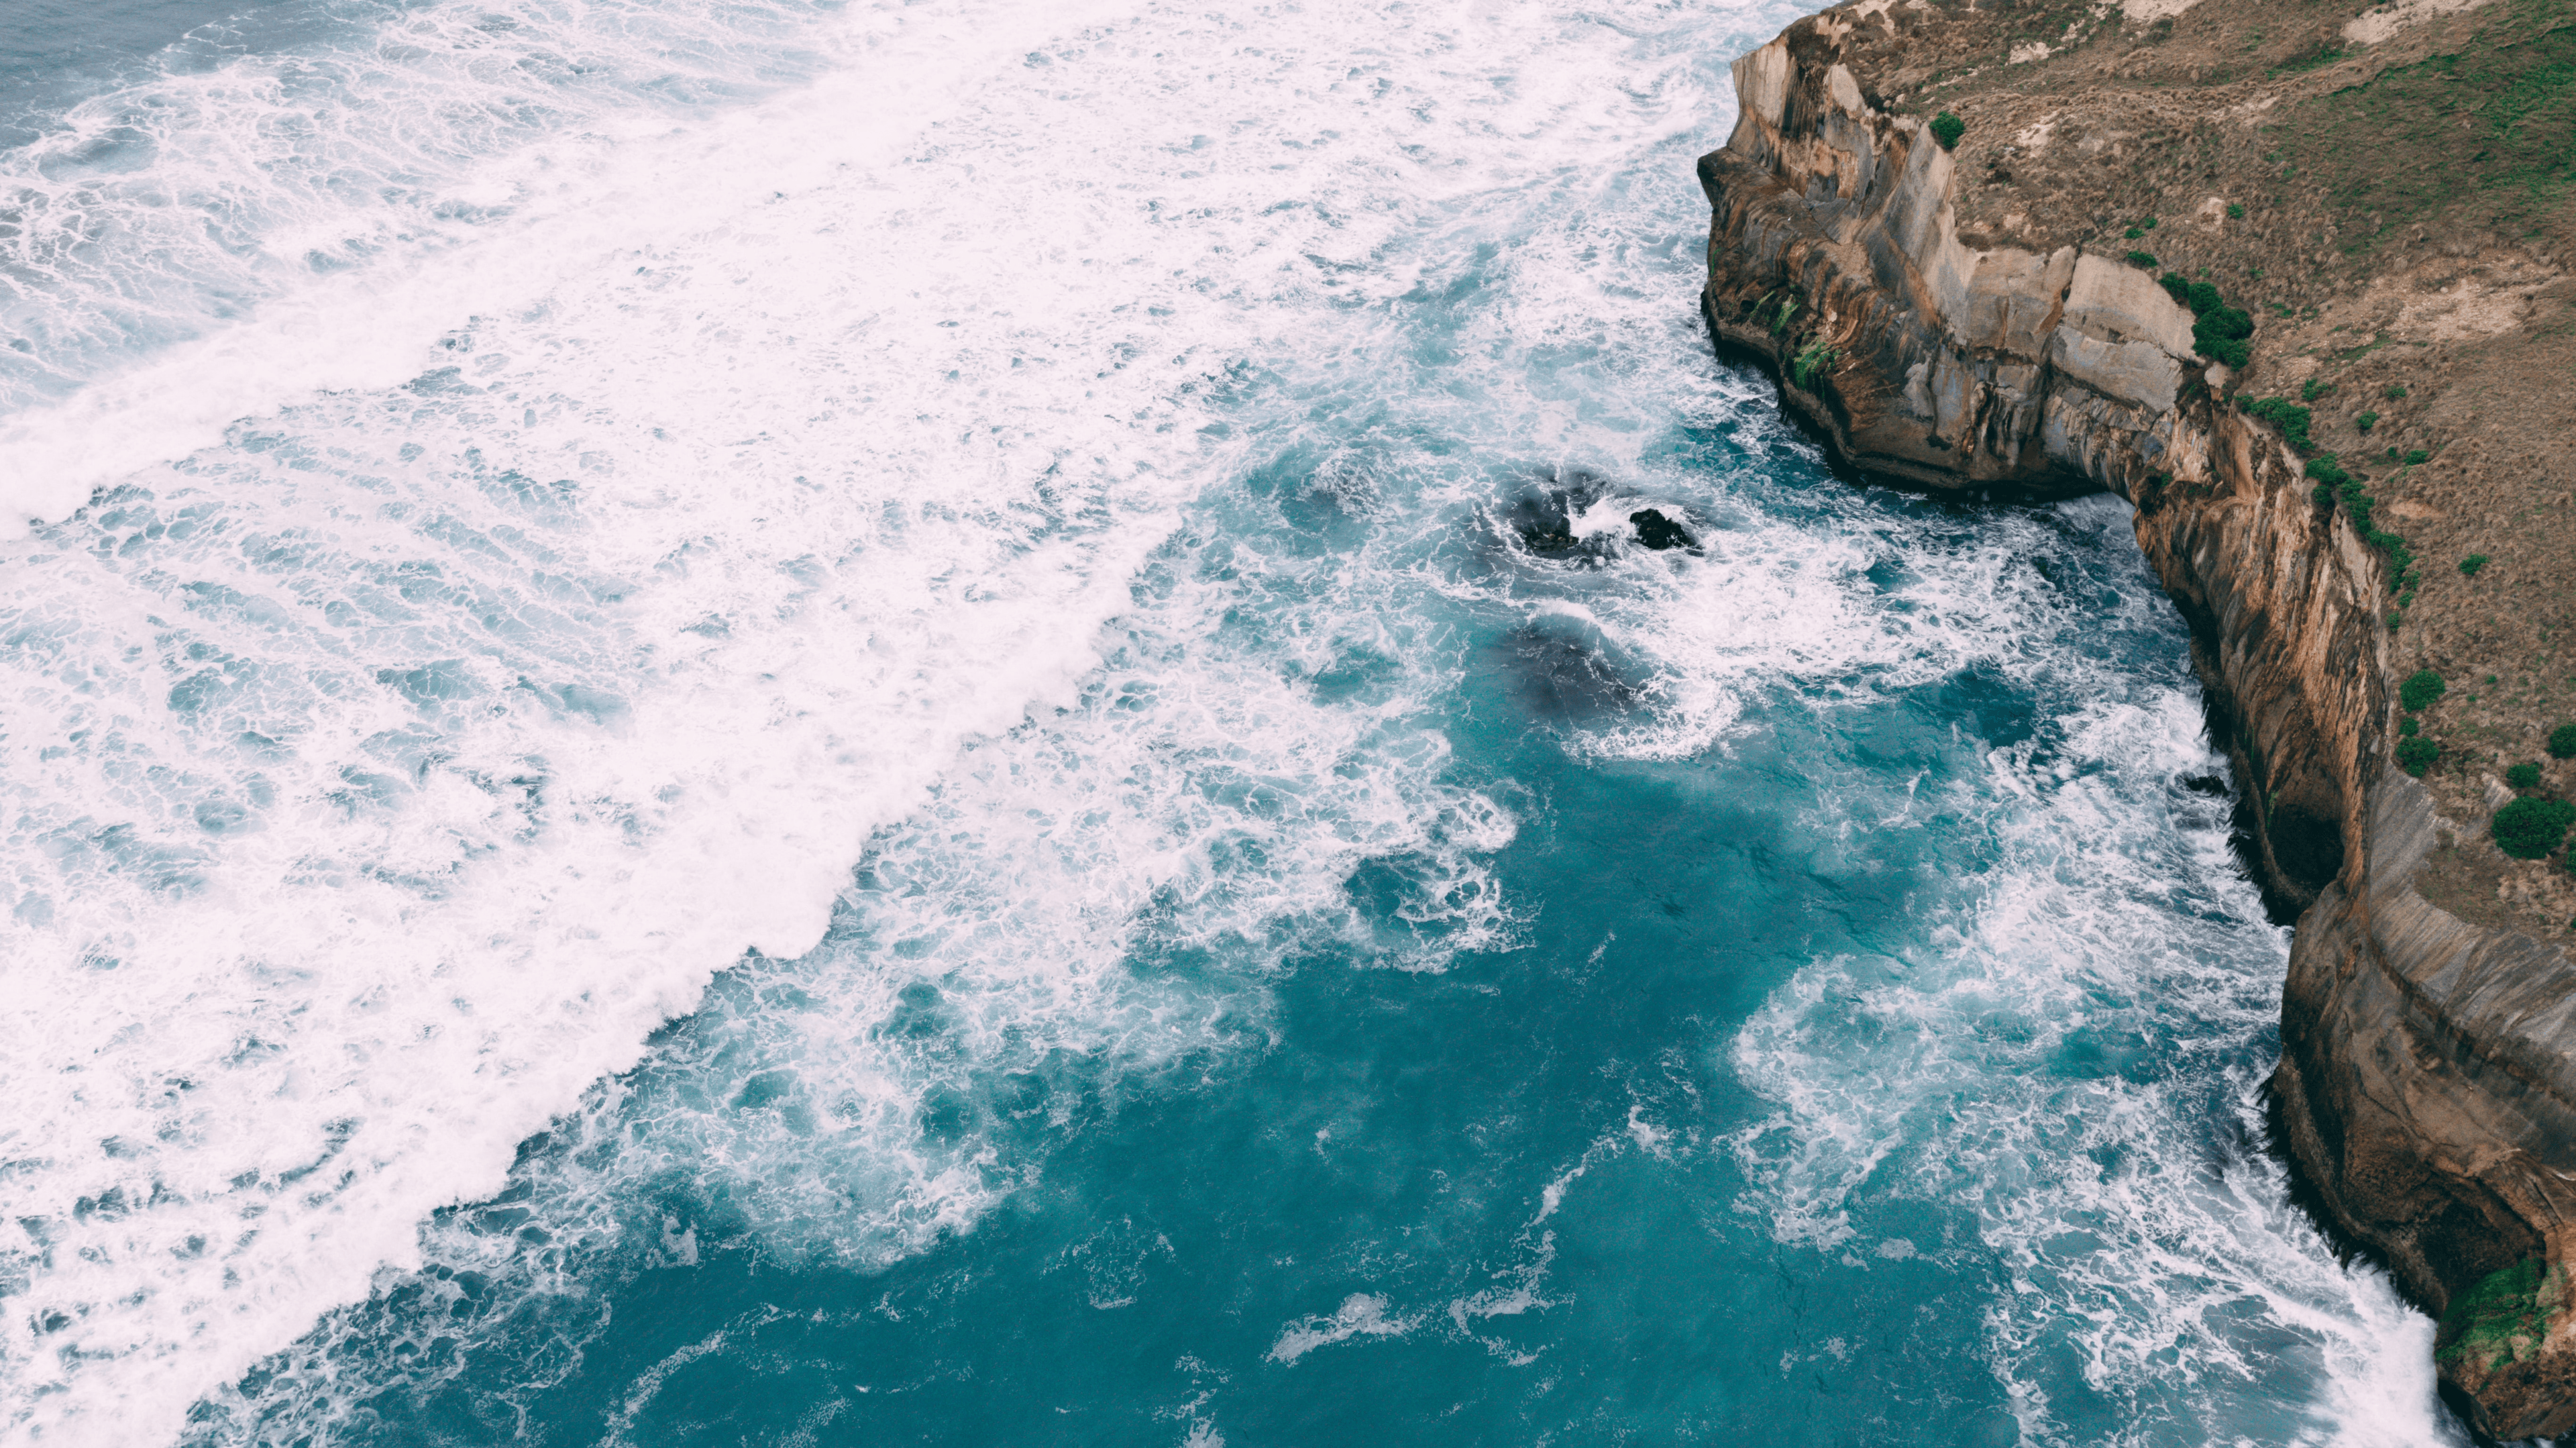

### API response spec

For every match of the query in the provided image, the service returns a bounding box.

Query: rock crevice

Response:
[1700,11,2576,1439]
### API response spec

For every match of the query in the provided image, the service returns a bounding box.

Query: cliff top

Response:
[1809,0,2576,938]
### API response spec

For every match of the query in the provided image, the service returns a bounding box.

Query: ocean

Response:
[0,1,2464,1443]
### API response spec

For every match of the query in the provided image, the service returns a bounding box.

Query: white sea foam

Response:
[3,0,1752,1433]
[1267,1293,1418,1365]
[1723,639,2461,1443]
[0,0,1334,1437]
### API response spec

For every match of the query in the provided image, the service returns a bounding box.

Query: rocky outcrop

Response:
[2278,774,2576,1437]
[1701,11,2576,1439]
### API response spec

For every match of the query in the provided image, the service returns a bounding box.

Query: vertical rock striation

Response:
[1698,10,2576,1437]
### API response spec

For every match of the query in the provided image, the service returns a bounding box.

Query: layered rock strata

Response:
[1699,12,2576,1439]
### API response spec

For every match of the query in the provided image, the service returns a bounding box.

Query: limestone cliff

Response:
[1700,11,2576,1438]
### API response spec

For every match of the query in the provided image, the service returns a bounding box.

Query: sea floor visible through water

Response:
[0,1,2465,1444]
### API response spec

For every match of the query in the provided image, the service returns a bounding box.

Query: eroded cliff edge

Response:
[1700,10,2576,1438]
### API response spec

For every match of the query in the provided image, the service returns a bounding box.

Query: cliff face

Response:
[1701,12,2576,1439]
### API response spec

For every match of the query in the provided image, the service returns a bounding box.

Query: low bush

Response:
[2193,307,2253,368]
[2401,669,2447,712]
[2509,762,2544,790]
[2243,396,2314,452]
[2385,384,2408,400]
[2404,448,2430,466]
[2398,735,2442,776]
[1931,111,1966,150]
[2226,202,2246,219]
[2357,411,2379,431]
[2493,797,2576,860]
[2461,554,2489,576]
[2550,723,2576,759]
[2161,274,2255,367]
[2126,250,2157,268]
[2400,717,2420,736]
[2301,378,2330,402]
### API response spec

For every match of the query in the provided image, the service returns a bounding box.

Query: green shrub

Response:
[2398,735,2442,775]
[2549,723,2576,758]
[2357,411,2379,431]
[2400,717,2420,736]
[2245,396,2316,452]
[2140,216,2157,230]
[2492,797,2576,859]
[2226,202,2246,219]
[2404,449,2430,466]
[2301,378,2329,402]
[2386,446,2401,461]
[2194,305,2253,352]
[1930,111,1966,150]
[2163,277,2255,366]
[2509,762,2544,790]
[2125,225,2146,240]
[2385,384,2408,400]
[2461,554,2489,576]
[2401,669,2447,712]
[2125,250,2158,268]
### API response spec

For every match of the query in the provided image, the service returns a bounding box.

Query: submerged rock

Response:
[1627,508,1694,551]
[1503,469,1609,559]
[1489,612,1643,724]
[1501,470,1700,562]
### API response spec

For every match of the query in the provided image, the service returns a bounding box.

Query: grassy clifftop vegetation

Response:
[2282,0,2575,253]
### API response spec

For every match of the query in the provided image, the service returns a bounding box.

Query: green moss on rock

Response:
[2438,1258,2556,1371]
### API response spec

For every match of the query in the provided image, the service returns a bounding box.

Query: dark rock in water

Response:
[1628,508,1694,551]
[1503,470,1699,561]
[1504,468,1609,559]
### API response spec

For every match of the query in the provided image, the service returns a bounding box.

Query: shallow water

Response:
[0,1,2465,1444]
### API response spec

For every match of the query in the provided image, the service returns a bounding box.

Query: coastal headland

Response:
[1695,0,2576,1434]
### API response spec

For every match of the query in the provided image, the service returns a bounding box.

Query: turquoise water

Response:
[0,2,2463,1445]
